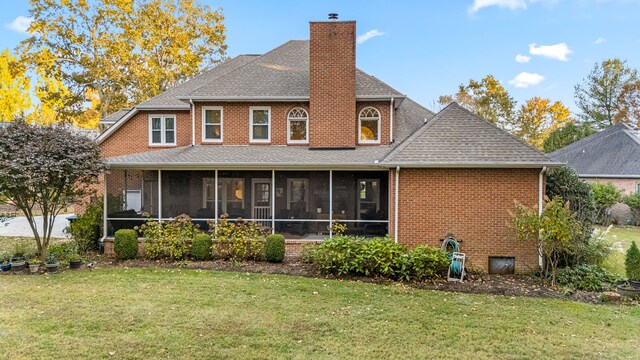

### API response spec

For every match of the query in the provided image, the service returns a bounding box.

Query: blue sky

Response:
[2,0,639,113]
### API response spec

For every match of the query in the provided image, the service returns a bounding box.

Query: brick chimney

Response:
[309,15,356,148]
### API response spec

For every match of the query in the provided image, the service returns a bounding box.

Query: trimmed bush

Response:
[210,216,267,262]
[303,235,450,281]
[626,241,640,280]
[114,229,138,260]
[191,233,212,261]
[590,182,621,225]
[138,214,200,260]
[265,234,285,263]
[556,264,619,291]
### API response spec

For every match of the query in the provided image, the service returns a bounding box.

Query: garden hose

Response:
[441,236,463,275]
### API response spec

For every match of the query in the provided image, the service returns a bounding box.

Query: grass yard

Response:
[600,226,640,276]
[1,268,639,359]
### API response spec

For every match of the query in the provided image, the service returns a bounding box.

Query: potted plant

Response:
[0,258,10,272]
[68,253,82,269]
[28,257,42,273]
[45,254,60,273]
[616,281,640,299]
[10,243,27,272]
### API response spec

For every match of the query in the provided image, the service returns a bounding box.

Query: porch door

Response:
[357,179,380,220]
[252,178,271,226]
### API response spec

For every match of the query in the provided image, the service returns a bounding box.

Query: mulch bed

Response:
[4,255,635,305]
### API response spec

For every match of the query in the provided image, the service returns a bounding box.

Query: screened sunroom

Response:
[104,169,389,239]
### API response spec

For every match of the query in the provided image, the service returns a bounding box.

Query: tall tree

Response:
[21,0,227,119]
[574,58,639,129]
[617,80,640,127]
[513,97,572,149]
[439,75,516,130]
[0,120,106,260]
[0,49,31,122]
[542,122,597,153]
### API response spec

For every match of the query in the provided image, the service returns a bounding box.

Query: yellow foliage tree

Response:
[514,97,572,149]
[0,49,31,122]
[21,0,226,120]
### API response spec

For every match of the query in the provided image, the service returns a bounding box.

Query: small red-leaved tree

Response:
[0,120,106,259]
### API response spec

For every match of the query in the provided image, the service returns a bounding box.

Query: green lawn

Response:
[600,226,640,276]
[0,268,639,359]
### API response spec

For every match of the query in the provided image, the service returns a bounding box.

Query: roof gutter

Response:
[578,174,640,179]
[378,162,563,169]
[176,95,407,102]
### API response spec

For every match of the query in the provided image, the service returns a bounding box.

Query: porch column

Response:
[271,170,275,234]
[102,173,108,239]
[158,170,162,221]
[214,169,219,225]
[329,170,333,238]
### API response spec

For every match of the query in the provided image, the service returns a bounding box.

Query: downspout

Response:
[190,99,196,146]
[394,166,400,243]
[101,174,108,249]
[389,98,394,144]
[538,166,547,269]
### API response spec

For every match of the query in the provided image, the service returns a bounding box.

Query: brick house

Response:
[97,17,557,272]
[550,123,640,223]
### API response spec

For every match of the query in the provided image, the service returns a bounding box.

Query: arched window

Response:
[287,107,308,144]
[359,107,380,143]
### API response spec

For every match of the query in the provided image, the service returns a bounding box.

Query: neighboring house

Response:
[97,16,558,272]
[550,123,640,223]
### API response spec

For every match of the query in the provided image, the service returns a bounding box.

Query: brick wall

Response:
[390,168,541,273]
[582,177,640,195]
[309,21,356,148]
[100,110,191,158]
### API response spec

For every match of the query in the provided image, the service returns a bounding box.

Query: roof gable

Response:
[550,123,640,176]
[382,103,557,167]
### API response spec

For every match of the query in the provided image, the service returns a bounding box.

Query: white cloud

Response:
[468,0,527,13]
[356,29,385,45]
[595,37,607,44]
[515,54,531,63]
[508,72,544,88]
[4,16,32,34]
[528,42,572,61]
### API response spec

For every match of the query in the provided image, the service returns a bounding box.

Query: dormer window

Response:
[287,107,309,144]
[149,115,176,146]
[359,107,381,144]
[250,107,271,143]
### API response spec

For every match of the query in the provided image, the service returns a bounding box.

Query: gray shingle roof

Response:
[106,145,392,169]
[184,40,404,99]
[381,103,558,167]
[100,108,133,124]
[549,123,640,177]
[136,54,261,108]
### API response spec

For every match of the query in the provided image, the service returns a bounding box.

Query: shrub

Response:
[623,192,640,225]
[625,241,640,280]
[303,235,449,281]
[265,234,285,263]
[138,214,200,260]
[512,196,583,285]
[210,215,267,262]
[114,229,138,260]
[66,198,102,253]
[590,183,622,225]
[191,233,212,261]
[404,245,450,281]
[47,242,76,261]
[556,264,619,291]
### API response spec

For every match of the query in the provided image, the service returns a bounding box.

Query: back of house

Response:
[97,15,558,273]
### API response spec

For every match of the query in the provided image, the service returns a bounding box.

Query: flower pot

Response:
[0,263,11,272]
[616,284,640,299]
[69,260,82,269]
[29,264,40,273]
[630,279,640,288]
[45,263,60,273]
[10,260,26,272]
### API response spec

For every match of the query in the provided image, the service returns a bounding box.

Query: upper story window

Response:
[202,106,223,142]
[149,115,176,146]
[287,107,308,144]
[359,107,380,144]
[250,106,271,143]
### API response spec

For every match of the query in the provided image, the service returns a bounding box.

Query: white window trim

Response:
[358,107,381,144]
[286,178,309,211]
[217,178,245,213]
[287,107,309,144]
[202,178,215,209]
[637,182,640,194]
[249,106,271,143]
[202,106,223,143]
[148,114,177,146]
